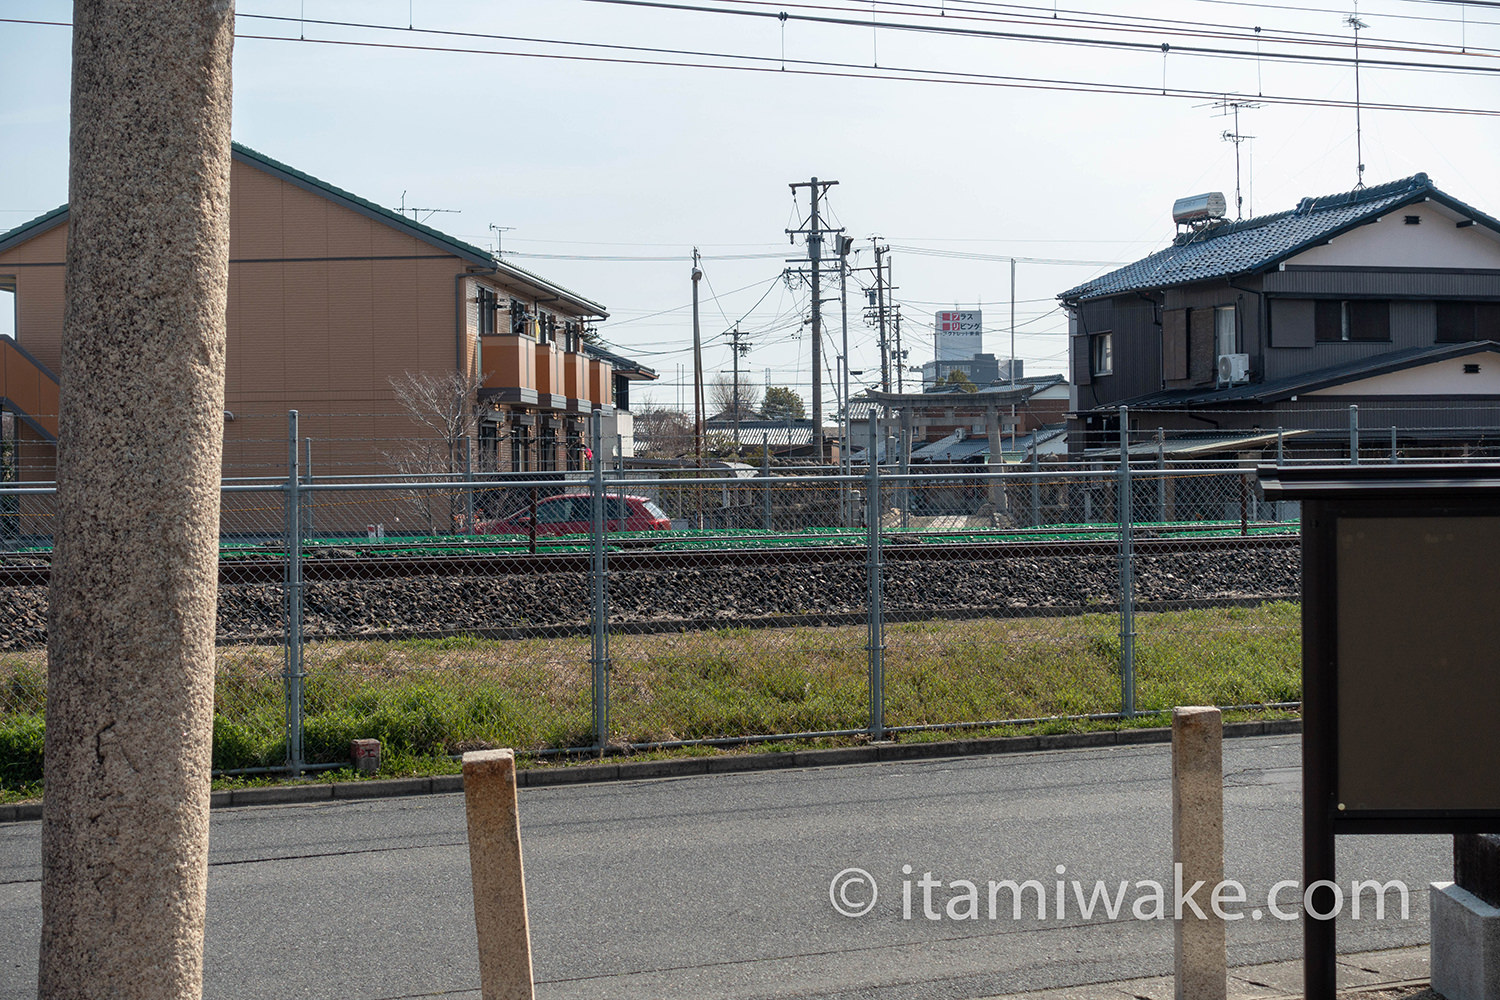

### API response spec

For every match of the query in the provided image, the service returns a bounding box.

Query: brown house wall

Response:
[1,154,623,493]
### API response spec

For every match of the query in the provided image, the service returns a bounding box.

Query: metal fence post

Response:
[464,435,474,533]
[1117,406,1135,719]
[1276,427,1284,466]
[1390,425,1398,463]
[898,409,911,532]
[762,435,772,531]
[1349,404,1360,464]
[1156,429,1167,523]
[589,411,610,752]
[1030,447,1041,527]
[866,420,885,740]
[302,437,314,540]
[284,411,305,776]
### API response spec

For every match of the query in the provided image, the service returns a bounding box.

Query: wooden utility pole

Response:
[42,2,235,998]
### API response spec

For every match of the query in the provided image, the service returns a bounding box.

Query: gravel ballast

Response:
[0,545,1300,651]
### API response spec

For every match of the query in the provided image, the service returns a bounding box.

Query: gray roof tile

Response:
[1060,173,1500,302]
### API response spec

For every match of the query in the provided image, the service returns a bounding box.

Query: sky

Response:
[4,0,1500,418]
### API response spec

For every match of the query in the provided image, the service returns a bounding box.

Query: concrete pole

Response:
[41,3,235,998]
[463,750,536,1000]
[986,404,1005,513]
[1172,706,1227,1000]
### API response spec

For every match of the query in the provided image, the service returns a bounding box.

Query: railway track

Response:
[0,532,1299,588]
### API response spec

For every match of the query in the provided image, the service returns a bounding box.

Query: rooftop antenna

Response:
[488,223,516,256]
[1211,97,1260,220]
[394,190,460,225]
[1345,8,1369,189]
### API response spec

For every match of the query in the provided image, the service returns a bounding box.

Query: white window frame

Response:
[1091,332,1113,376]
[1215,305,1237,357]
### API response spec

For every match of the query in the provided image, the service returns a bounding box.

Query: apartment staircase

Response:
[0,338,60,442]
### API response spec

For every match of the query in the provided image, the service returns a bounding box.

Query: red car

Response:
[474,493,672,536]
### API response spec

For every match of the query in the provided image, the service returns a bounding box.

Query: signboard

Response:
[934,310,982,361]
[1258,463,1500,1000]
[1336,515,1500,813]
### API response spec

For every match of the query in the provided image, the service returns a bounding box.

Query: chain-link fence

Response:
[10,405,1444,788]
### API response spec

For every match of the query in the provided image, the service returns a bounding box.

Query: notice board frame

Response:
[1259,462,1500,1000]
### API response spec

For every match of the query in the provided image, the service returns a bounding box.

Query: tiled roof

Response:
[1060,173,1500,302]
[0,205,68,254]
[582,341,658,379]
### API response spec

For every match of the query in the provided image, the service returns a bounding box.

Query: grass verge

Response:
[1,602,1301,804]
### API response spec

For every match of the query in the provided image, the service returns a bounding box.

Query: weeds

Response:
[0,603,1303,802]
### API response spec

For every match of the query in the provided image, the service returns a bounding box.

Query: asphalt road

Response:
[0,736,1449,1000]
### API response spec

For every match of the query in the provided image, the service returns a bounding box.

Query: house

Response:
[848,375,1070,463]
[1059,173,1500,458]
[0,143,656,481]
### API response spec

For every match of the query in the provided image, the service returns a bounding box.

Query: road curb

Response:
[0,717,1301,822]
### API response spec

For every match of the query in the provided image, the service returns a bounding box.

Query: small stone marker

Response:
[462,749,535,1000]
[1173,706,1226,1000]
[351,739,381,775]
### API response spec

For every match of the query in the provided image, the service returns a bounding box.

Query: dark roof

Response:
[1060,173,1500,302]
[0,143,608,318]
[582,341,657,379]
[1090,341,1500,411]
[0,204,68,255]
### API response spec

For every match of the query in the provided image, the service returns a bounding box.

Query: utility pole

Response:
[691,250,705,469]
[872,240,890,392]
[1010,257,1017,386]
[729,324,749,455]
[789,178,839,462]
[889,253,901,393]
[839,236,853,477]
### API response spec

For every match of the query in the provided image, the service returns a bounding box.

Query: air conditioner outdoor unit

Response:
[1217,353,1250,386]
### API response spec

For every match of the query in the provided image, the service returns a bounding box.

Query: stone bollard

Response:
[1173,706,1226,1000]
[462,749,535,1000]
[351,739,381,775]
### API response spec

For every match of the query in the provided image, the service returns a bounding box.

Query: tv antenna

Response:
[1210,96,1260,219]
[1345,9,1369,189]
[394,190,460,225]
[488,224,516,256]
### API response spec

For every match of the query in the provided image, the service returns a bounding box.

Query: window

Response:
[1315,300,1391,342]
[1437,302,1500,343]
[538,425,557,471]
[0,285,14,339]
[478,421,498,472]
[510,424,531,472]
[566,430,583,471]
[1162,309,1188,380]
[535,498,574,525]
[1215,305,1237,357]
[509,299,531,337]
[477,287,497,336]
[1090,332,1113,376]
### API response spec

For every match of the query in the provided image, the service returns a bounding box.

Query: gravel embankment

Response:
[0,546,1299,651]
